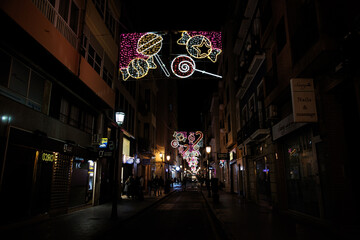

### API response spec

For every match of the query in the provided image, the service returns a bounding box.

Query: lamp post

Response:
[111,111,125,219]
[206,146,211,197]
[166,155,171,193]
[166,155,170,179]
[159,152,164,179]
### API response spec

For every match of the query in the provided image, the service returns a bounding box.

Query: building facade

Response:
[0,0,126,223]
[217,0,360,234]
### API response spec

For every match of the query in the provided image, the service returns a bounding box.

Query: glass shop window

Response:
[284,128,320,217]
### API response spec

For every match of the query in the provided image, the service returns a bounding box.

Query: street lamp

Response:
[206,146,211,197]
[112,111,125,219]
[115,111,125,125]
[166,155,171,192]
[166,155,170,178]
[206,146,211,154]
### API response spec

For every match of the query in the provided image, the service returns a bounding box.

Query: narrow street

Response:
[102,189,228,240]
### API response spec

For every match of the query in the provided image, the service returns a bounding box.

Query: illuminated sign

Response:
[99,138,108,148]
[42,152,54,162]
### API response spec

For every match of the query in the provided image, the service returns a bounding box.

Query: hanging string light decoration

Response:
[171,131,203,173]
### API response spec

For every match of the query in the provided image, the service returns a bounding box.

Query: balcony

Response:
[237,112,270,145]
[32,0,77,48]
[0,0,79,75]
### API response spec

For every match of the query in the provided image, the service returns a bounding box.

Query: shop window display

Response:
[284,129,320,216]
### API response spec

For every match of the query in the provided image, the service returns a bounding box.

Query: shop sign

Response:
[99,150,112,157]
[142,158,151,165]
[99,138,108,148]
[42,152,54,162]
[290,78,318,122]
[272,114,306,141]
[63,143,73,153]
[217,153,228,160]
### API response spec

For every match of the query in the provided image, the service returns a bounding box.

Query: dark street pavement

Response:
[0,183,348,240]
[102,189,227,240]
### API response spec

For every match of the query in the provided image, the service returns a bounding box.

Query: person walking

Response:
[152,176,159,197]
[158,176,164,196]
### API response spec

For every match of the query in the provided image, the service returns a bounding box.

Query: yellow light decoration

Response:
[120,57,156,81]
[177,31,222,63]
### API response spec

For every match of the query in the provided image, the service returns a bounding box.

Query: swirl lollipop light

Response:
[171,55,222,78]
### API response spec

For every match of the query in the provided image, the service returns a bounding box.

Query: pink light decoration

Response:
[119,33,147,69]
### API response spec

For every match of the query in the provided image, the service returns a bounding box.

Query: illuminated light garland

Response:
[120,57,156,80]
[119,33,146,69]
[119,32,169,80]
[171,131,203,169]
[171,55,222,78]
[137,33,170,77]
[171,55,195,78]
[177,31,222,63]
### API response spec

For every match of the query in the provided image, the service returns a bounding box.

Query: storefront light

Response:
[1,115,12,123]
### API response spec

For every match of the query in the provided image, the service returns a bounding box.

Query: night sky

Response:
[120,0,227,131]
[177,77,219,131]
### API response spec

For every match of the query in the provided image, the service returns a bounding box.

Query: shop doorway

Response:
[255,157,271,206]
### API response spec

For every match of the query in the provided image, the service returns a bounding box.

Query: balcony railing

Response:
[32,0,77,48]
[237,111,269,144]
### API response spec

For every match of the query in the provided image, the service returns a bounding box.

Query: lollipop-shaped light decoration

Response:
[137,33,170,77]
[171,55,222,78]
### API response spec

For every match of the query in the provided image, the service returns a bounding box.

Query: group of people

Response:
[123,175,186,199]
[148,176,165,197]
[123,175,144,200]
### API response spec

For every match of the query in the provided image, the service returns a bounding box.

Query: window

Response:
[83,112,94,134]
[69,2,79,33]
[105,7,116,37]
[276,17,286,53]
[241,105,248,127]
[69,105,80,127]
[29,71,45,106]
[87,44,102,74]
[7,58,45,112]
[93,0,105,17]
[58,96,95,134]
[0,49,11,87]
[60,98,70,123]
[290,0,319,64]
[248,95,255,119]
[82,25,116,86]
[227,115,231,132]
[58,0,70,22]
[92,0,118,39]
[10,59,29,97]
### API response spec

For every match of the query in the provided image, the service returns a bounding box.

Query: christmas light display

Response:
[177,31,222,63]
[171,55,222,78]
[137,33,170,77]
[119,31,222,80]
[119,32,169,80]
[171,131,203,173]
